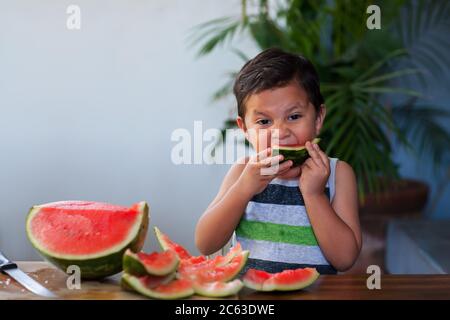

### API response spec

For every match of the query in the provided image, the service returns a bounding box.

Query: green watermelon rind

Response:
[123,249,179,276]
[272,138,321,167]
[121,273,194,300]
[25,201,150,280]
[153,226,192,260]
[192,279,244,298]
[153,226,168,251]
[242,277,266,291]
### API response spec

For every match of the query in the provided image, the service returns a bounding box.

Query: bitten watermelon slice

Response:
[123,249,179,276]
[193,279,244,298]
[122,273,194,300]
[154,227,191,260]
[272,138,321,167]
[179,250,249,283]
[26,200,149,279]
[243,267,320,292]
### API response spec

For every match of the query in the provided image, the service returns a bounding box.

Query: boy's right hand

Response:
[236,147,293,198]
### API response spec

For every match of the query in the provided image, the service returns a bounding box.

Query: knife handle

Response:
[0,251,18,271]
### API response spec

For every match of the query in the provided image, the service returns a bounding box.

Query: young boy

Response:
[195,48,361,274]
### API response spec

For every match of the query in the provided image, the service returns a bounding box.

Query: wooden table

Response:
[1,262,450,300]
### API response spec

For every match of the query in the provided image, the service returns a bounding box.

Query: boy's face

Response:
[237,80,326,153]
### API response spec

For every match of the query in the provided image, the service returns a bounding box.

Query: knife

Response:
[0,251,57,298]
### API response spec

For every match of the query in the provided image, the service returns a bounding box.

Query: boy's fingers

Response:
[306,141,325,168]
[277,161,295,175]
[277,160,293,172]
[260,154,283,167]
[314,143,330,170]
[302,158,314,171]
[252,147,272,163]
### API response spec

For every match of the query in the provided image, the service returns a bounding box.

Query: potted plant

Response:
[189,0,450,272]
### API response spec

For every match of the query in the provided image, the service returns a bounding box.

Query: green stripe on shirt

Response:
[236,220,318,246]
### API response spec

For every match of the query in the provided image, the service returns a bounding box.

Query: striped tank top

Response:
[234,157,338,275]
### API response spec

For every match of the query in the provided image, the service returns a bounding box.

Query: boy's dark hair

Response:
[233,48,324,118]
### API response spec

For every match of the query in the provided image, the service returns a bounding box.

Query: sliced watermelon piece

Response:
[272,138,321,167]
[154,226,191,260]
[26,200,149,279]
[177,243,244,277]
[122,273,194,300]
[243,267,320,292]
[242,269,273,291]
[193,279,243,298]
[180,250,249,283]
[121,272,175,291]
[123,249,179,276]
[182,255,208,265]
[216,242,242,267]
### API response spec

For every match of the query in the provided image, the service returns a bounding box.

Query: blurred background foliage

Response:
[189,0,450,202]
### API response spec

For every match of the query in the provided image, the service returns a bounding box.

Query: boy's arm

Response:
[196,148,292,256]
[195,160,250,256]
[304,160,362,271]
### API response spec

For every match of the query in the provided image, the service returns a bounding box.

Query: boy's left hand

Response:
[299,141,330,198]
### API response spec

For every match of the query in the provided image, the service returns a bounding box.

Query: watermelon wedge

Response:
[179,250,249,283]
[243,267,320,292]
[216,242,242,267]
[122,273,194,300]
[123,249,179,276]
[26,200,149,279]
[193,279,243,298]
[272,138,321,166]
[154,226,191,260]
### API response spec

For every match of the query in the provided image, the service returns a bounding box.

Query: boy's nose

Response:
[271,124,291,143]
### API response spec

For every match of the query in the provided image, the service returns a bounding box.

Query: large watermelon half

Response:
[26,200,149,279]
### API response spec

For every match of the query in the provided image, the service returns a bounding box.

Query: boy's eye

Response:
[288,114,302,120]
[256,119,271,125]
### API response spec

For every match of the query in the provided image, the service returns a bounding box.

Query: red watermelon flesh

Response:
[26,200,149,279]
[242,269,272,291]
[28,201,142,256]
[123,249,179,276]
[137,251,176,269]
[243,267,320,292]
[180,250,249,283]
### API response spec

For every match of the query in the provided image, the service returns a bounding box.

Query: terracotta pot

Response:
[359,178,429,216]
[344,178,429,274]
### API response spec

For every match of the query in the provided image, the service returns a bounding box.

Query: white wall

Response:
[0,0,258,260]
